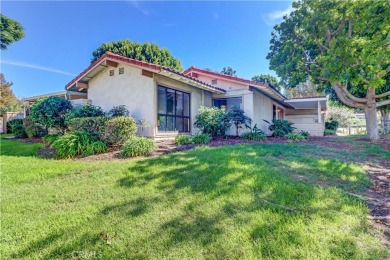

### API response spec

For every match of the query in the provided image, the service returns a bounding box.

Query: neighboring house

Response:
[26,52,327,138]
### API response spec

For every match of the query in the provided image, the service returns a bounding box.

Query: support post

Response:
[317,101,322,123]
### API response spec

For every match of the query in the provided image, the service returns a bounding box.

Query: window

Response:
[119,68,124,74]
[273,105,276,120]
[158,86,190,132]
[213,97,242,109]
[109,70,114,76]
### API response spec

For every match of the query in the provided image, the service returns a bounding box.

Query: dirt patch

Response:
[17,138,43,144]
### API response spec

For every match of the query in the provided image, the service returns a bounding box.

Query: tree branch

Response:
[376,99,390,108]
[375,90,390,99]
[333,84,366,109]
[312,33,329,51]
[340,86,367,103]
[331,19,347,37]
[348,21,352,38]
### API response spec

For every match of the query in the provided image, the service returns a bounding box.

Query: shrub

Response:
[324,129,337,135]
[6,119,23,133]
[285,132,307,141]
[264,119,296,137]
[12,123,27,138]
[68,117,108,139]
[175,135,192,145]
[23,117,47,138]
[192,133,211,145]
[120,137,155,157]
[30,96,73,132]
[325,120,339,131]
[299,130,310,138]
[51,132,107,158]
[65,104,105,124]
[241,124,266,141]
[42,134,59,145]
[108,105,130,117]
[194,106,231,137]
[102,116,137,145]
[227,107,251,136]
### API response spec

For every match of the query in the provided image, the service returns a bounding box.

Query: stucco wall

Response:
[252,90,277,135]
[88,64,156,137]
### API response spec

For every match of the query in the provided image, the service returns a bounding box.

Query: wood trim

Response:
[142,70,154,78]
[104,60,118,68]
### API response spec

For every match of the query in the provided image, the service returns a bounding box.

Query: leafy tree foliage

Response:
[325,103,354,128]
[30,96,73,131]
[284,80,324,98]
[65,104,105,124]
[228,107,252,136]
[252,74,281,90]
[0,74,20,112]
[91,39,183,71]
[108,105,130,117]
[221,67,237,76]
[267,0,390,140]
[194,106,232,137]
[0,14,25,50]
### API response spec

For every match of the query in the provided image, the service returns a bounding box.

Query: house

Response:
[28,51,327,138]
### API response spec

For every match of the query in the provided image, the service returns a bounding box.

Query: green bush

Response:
[325,120,339,131]
[42,134,59,145]
[241,124,266,141]
[299,130,310,138]
[65,104,105,124]
[175,135,192,145]
[324,129,337,135]
[23,117,47,138]
[285,132,307,141]
[13,123,27,138]
[51,132,107,159]
[68,117,108,139]
[30,96,73,131]
[228,107,252,136]
[192,133,211,145]
[108,105,130,117]
[102,116,137,145]
[120,137,155,157]
[194,106,231,137]
[6,119,23,133]
[264,119,296,137]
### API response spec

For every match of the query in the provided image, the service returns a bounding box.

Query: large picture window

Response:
[158,86,190,132]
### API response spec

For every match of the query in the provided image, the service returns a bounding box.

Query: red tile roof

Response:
[183,66,287,99]
[65,52,225,93]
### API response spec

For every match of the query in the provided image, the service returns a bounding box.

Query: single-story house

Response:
[25,52,327,138]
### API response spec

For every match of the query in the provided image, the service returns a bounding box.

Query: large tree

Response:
[0,14,25,50]
[91,39,183,71]
[251,74,280,90]
[221,67,237,76]
[284,80,324,98]
[0,74,20,113]
[267,0,390,140]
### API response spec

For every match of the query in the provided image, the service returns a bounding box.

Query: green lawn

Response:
[1,135,389,259]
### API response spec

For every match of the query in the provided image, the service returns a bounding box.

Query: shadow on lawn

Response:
[13,144,387,258]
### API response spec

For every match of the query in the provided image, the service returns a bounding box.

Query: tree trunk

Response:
[364,106,379,140]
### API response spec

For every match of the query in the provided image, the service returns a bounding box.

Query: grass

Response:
[1,134,389,259]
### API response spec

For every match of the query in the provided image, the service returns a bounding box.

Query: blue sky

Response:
[1,1,293,98]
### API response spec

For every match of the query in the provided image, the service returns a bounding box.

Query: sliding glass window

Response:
[158,86,190,132]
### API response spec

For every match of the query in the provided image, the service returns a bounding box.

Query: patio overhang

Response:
[284,97,327,123]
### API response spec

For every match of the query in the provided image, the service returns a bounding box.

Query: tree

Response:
[221,67,237,76]
[0,74,21,113]
[0,14,25,50]
[228,107,252,136]
[267,0,390,140]
[30,96,73,132]
[91,39,183,71]
[325,103,354,128]
[252,74,281,90]
[284,80,324,98]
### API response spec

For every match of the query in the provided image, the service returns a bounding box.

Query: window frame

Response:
[212,97,242,109]
[157,85,191,133]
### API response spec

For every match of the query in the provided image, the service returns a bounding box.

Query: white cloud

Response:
[263,6,294,26]
[1,60,76,76]
[128,1,149,15]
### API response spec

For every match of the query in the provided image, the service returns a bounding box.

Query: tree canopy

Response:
[0,74,20,113]
[91,39,183,71]
[251,74,280,90]
[267,0,390,140]
[221,67,237,76]
[0,14,25,50]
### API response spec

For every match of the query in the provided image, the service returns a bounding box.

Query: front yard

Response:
[1,135,389,259]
